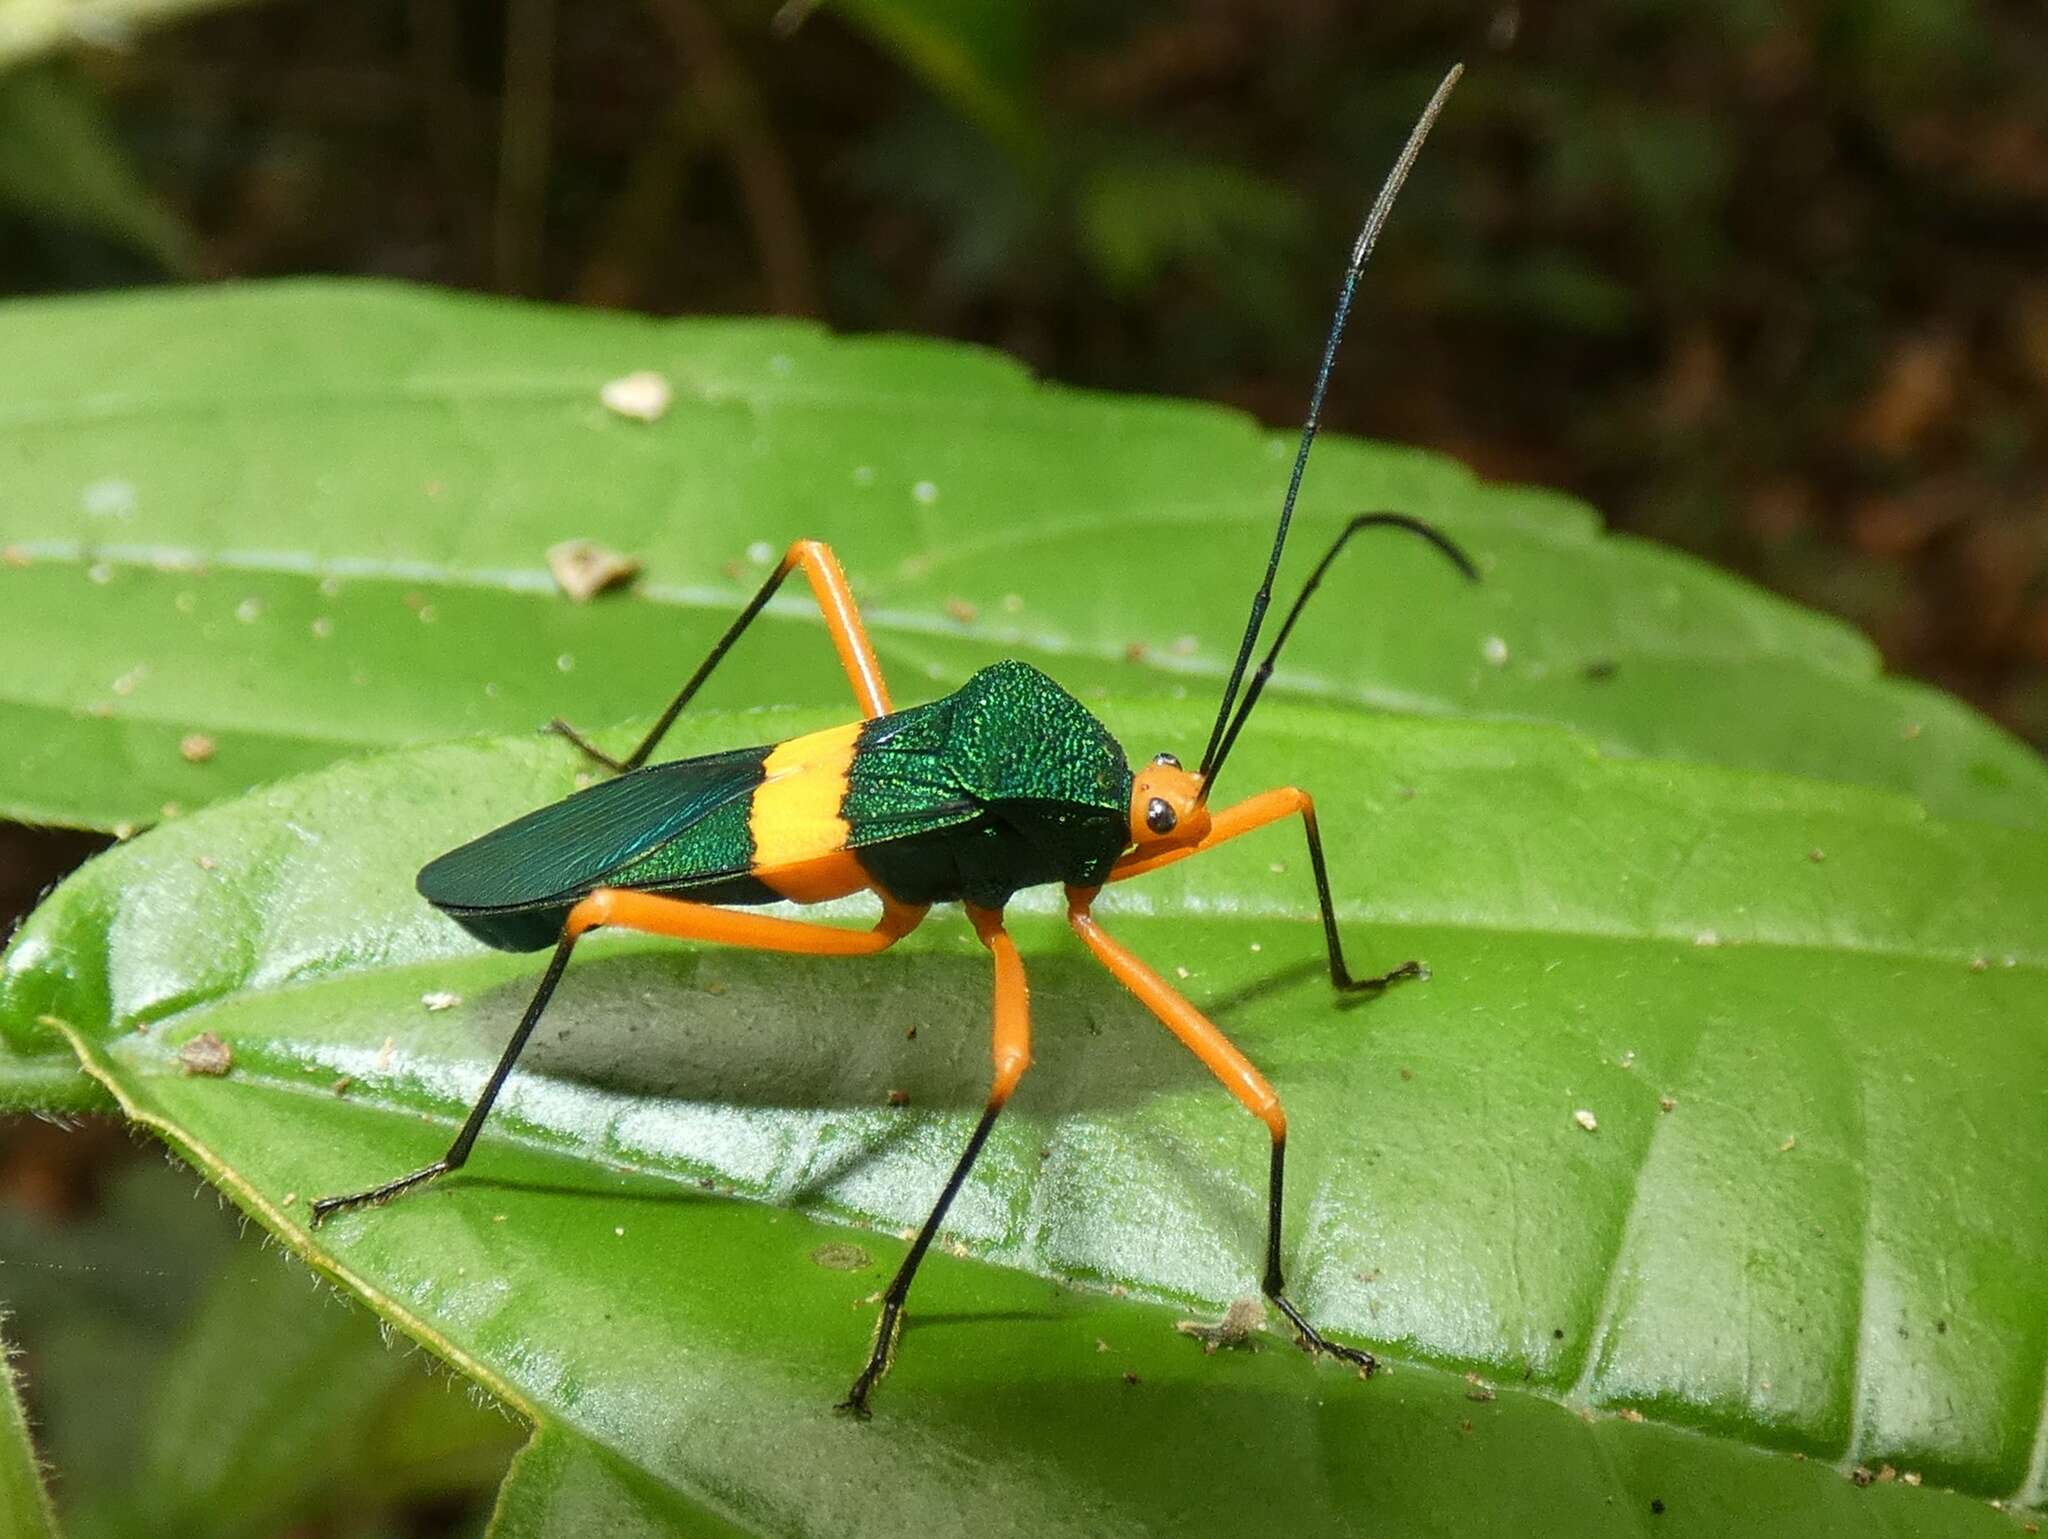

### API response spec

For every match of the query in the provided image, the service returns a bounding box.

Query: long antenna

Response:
[1201,513,1478,796]
[1196,62,1464,787]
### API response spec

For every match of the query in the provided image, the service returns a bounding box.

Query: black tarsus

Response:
[1202,511,1479,797]
[1263,1137,1375,1371]
[309,931,580,1224]
[1198,62,1464,788]
[1294,781,1431,994]
[838,1100,1006,1417]
[549,553,808,774]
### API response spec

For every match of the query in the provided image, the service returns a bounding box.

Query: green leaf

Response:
[0,64,195,271]
[0,1154,516,1539]
[1,280,2041,835]
[5,700,2043,1532]
[0,1317,60,1539]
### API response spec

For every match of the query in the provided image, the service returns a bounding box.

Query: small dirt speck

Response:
[1122,1370,1140,1386]
[1176,1296,1265,1353]
[331,1075,355,1096]
[943,596,977,624]
[1850,1465,1875,1487]
[179,733,216,764]
[887,1089,910,1107]
[547,539,641,602]
[421,991,462,1012]
[1658,1094,1677,1112]
[177,1032,232,1076]
[1650,1498,1666,1516]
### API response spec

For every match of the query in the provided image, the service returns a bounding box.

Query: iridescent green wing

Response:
[417,745,771,914]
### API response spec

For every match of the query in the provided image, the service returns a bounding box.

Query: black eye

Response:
[1145,797,1177,835]
[1151,752,1181,769]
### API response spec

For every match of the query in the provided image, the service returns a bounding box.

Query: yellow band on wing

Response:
[749,721,861,873]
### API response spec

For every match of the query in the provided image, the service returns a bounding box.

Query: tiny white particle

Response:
[1618,1050,1636,1069]
[1249,942,1262,952]
[1481,635,1510,666]
[1573,1108,1598,1132]
[614,1225,626,1237]
[82,479,137,519]
[746,540,774,565]
[421,991,462,1012]
[1175,966,1190,980]
[599,369,673,422]
[912,480,939,505]
[110,665,147,697]
[235,597,263,623]
[556,653,576,672]
[1694,929,1721,947]
[1171,635,1198,656]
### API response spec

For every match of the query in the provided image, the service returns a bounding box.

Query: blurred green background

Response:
[2,1,2044,1532]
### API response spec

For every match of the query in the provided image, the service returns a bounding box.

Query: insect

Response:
[311,63,1476,1417]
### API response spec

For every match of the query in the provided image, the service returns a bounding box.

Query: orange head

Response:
[1126,753,1211,853]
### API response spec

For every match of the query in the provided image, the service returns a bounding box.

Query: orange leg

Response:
[311,888,926,1223]
[840,903,1031,1416]
[1067,885,1375,1374]
[552,536,892,772]
[1111,785,1422,994]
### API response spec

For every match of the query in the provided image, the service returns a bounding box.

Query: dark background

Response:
[1,1,2044,1530]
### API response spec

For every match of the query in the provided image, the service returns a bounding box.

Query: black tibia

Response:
[309,933,579,1225]
[548,553,806,774]
[1262,1137,1376,1373]
[1298,804,1425,994]
[838,1102,1003,1418]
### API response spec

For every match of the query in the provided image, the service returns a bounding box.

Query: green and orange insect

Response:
[312,65,1476,1417]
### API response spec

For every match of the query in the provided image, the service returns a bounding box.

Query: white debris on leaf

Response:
[1175,1296,1267,1354]
[546,539,641,602]
[599,369,673,422]
[421,991,463,1012]
[1573,1108,1599,1132]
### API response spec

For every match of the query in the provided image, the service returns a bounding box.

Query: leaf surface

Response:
[2,281,2040,833]
[0,1317,59,1539]
[5,700,2043,1534]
